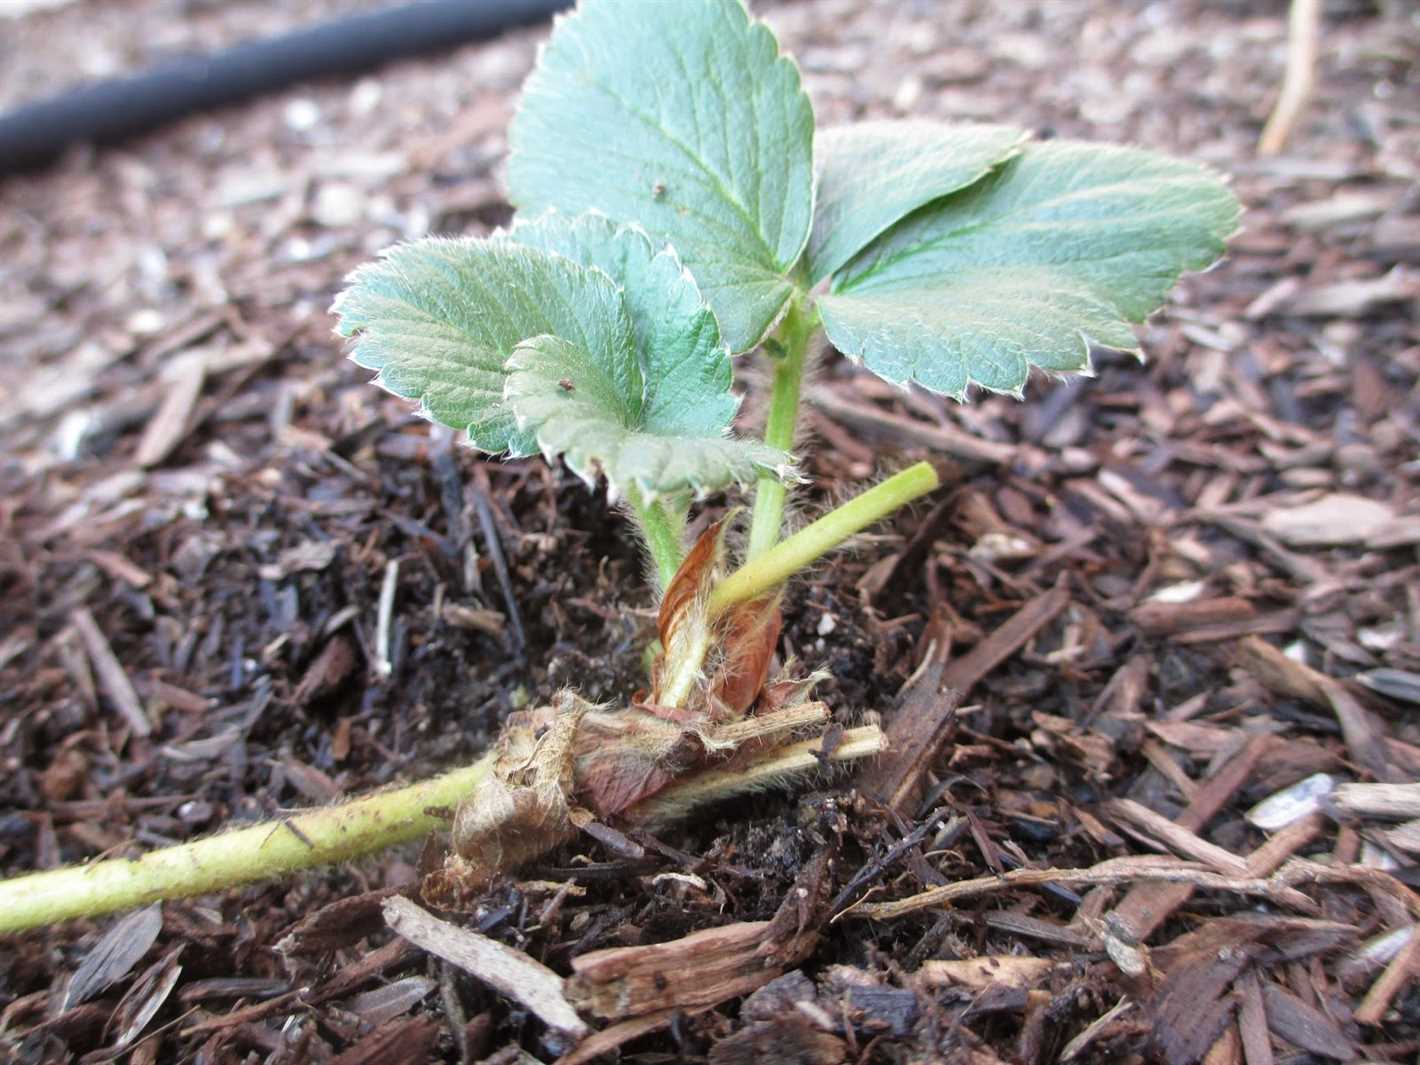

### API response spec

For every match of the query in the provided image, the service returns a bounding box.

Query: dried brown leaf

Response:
[707,595,782,717]
[436,697,587,904]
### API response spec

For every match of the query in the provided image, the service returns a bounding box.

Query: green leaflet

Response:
[807,120,1028,284]
[504,212,736,436]
[332,238,632,455]
[506,334,791,498]
[334,219,787,497]
[820,141,1241,399]
[506,0,815,354]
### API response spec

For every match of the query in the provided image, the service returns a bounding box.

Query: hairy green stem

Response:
[0,756,493,935]
[711,461,941,615]
[0,717,890,935]
[630,724,885,827]
[627,486,686,589]
[747,297,818,560]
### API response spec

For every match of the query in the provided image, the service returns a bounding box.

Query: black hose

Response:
[0,0,572,175]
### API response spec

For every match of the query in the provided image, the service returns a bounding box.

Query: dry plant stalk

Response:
[1257,0,1323,156]
[846,855,1318,922]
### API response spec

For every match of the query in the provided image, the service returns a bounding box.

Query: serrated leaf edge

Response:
[819,140,1241,402]
[810,121,1031,284]
[503,348,798,504]
[500,208,748,425]
[504,0,818,356]
[821,317,1104,405]
[330,247,541,456]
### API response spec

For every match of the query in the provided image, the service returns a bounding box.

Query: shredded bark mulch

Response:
[1,0,1417,1062]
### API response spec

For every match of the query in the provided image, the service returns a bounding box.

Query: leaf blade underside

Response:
[820,140,1242,399]
[506,334,790,498]
[505,212,738,437]
[807,119,1028,284]
[332,237,633,455]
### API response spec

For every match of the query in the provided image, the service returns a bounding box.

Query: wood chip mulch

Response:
[1,0,1417,1062]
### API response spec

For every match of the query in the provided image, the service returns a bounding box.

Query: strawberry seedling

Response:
[0,0,1237,934]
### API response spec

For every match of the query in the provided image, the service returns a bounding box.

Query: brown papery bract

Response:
[705,595,782,718]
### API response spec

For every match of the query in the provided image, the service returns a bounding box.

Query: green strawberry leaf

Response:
[506,0,815,354]
[504,212,737,436]
[819,141,1241,399]
[807,120,1028,283]
[506,334,792,498]
[332,237,633,454]
[335,219,788,497]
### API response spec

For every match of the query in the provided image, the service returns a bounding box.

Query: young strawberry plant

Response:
[0,0,1237,934]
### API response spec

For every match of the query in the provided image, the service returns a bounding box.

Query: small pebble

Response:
[284,97,322,132]
[312,183,367,228]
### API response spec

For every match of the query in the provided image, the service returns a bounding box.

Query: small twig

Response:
[70,607,151,737]
[1271,858,1420,920]
[1060,997,1134,1063]
[179,990,304,1036]
[1246,812,1326,877]
[1104,798,1250,877]
[374,558,400,678]
[471,468,526,656]
[845,856,1317,922]
[1106,735,1269,940]
[1258,0,1323,156]
[1354,925,1419,1025]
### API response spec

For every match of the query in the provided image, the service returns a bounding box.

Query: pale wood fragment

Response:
[70,607,151,737]
[1353,926,1419,1025]
[1105,798,1250,877]
[1332,783,1420,820]
[916,956,1053,991]
[134,354,205,468]
[383,896,587,1039]
[568,919,801,1021]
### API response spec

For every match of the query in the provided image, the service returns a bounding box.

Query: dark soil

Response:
[1,1,1418,1063]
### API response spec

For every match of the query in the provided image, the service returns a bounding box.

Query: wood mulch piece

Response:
[1,0,1417,1062]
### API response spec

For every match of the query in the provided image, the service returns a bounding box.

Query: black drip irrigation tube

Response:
[0,0,572,175]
